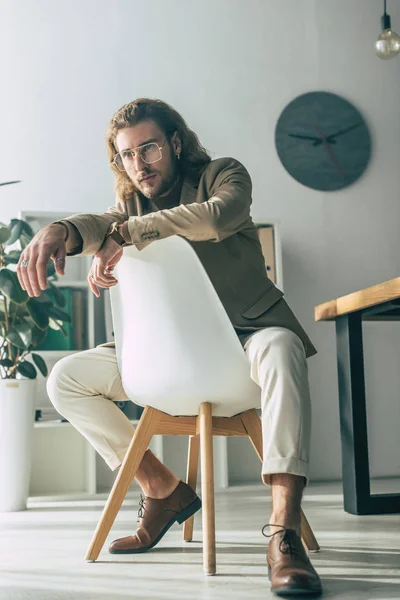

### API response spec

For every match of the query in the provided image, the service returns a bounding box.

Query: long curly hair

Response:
[106,98,212,203]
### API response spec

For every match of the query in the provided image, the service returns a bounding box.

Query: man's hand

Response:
[88,237,123,298]
[17,224,67,297]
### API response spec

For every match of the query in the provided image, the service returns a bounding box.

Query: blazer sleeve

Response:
[126,157,253,246]
[59,202,128,256]
[61,157,252,256]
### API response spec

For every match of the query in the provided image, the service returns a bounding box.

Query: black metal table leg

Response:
[336,312,400,514]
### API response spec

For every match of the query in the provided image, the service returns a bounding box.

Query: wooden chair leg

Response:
[85,406,162,561]
[300,510,320,553]
[183,434,200,542]
[240,409,320,553]
[198,402,216,576]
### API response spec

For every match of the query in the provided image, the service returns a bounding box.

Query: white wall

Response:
[1,0,400,482]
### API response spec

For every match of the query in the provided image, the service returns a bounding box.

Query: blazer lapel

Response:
[179,177,198,206]
[134,191,144,217]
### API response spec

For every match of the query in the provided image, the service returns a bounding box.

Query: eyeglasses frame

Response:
[112,139,168,172]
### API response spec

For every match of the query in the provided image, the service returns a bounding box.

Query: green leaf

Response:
[0,269,29,305]
[0,181,21,187]
[0,358,13,368]
[48,318,67,336]
[30,325,47,347]
[7,329,27,349]
[6,219,23,246]
[26,297,49,330]
[48,305,71,323]
[10,344,19,361]
[18,221,34,249]
[16,360,37,379]
[8,297,17,312]
[19,234,30,250]
[20,221,34,238]
[48,284,66,307]
[6,320,32,349]
[34,293,52,306]
[15,320,32,347]
[31,353,48,377]
[4,250,21,265]
[47,260,56,277]
[0,226,11,244]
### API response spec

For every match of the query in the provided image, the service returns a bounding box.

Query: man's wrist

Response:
[51,222,69,242]
[118,222,130,244]
[105,221,129,247]
[52,220,83,255]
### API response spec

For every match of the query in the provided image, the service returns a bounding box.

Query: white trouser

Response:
[47,326,311,486]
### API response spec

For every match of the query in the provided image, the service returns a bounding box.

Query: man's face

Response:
[115,120,180,199]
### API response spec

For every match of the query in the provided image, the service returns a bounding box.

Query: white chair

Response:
[85,236,319,575]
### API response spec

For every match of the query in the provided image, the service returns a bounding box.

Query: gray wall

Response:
[2,0,400,483]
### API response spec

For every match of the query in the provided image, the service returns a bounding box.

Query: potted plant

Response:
[0,205,71,512]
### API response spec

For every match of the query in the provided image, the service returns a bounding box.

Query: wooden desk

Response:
[315,278,400,515]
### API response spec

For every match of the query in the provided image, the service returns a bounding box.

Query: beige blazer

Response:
[63,157,317,358]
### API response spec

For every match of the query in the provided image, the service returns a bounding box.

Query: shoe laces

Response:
[262,523,300,559]
[137,494,146,520]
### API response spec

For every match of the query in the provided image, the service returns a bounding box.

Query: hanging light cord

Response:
[384,0,387,16]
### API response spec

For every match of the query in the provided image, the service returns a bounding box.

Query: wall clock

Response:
[275,91,371,191]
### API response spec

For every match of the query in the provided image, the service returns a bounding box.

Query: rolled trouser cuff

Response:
[106,448,129,471]
[262,457,309,487]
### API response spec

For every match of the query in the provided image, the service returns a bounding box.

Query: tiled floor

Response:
[1,479,400,599]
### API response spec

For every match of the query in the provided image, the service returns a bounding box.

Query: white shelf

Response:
[53,280,88,288]
[34,419,140,428]
[34,421,73,428]
[19,210,78,220]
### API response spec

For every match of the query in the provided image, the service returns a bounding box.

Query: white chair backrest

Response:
[110,236,261,417]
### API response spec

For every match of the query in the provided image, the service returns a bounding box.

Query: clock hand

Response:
[326,122,362,142]
[315,124,345,177]
[289,122,362,146]
[288,133,320,141]
[288,133,336,147]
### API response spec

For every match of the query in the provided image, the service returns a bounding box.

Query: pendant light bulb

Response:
[376,0,400,59]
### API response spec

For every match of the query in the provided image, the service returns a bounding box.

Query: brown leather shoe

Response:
[264,525,322,597]
[109,481,201,554]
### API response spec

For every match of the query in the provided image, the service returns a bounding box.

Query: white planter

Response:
[0,378,36,512]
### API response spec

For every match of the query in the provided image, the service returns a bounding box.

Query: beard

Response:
[138,167,179,200]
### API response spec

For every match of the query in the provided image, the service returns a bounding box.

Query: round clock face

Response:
[275,91,371,191]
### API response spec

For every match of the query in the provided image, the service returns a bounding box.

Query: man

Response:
[17,98,322,596]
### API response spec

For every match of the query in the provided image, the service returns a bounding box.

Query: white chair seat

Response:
[110,236,261,417]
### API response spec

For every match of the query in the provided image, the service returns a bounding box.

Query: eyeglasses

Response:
[112,139,167,172]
